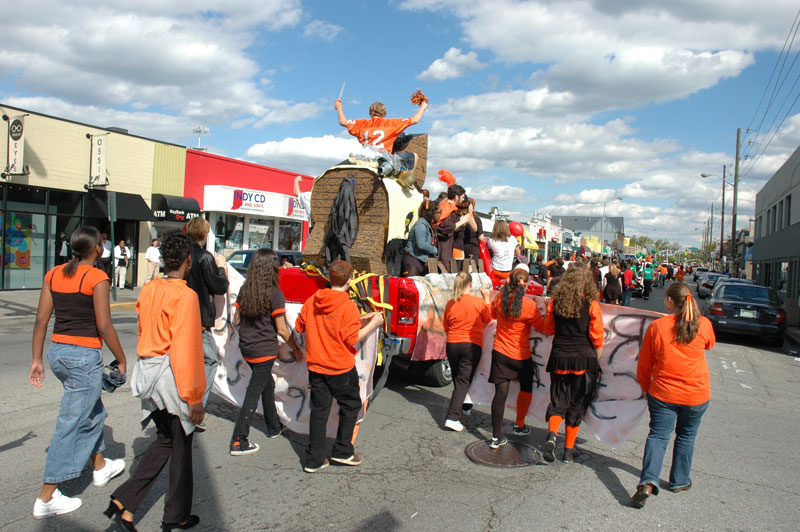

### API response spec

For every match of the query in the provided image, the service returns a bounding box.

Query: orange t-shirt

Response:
[136,278,205,406]
[443,294,492,346]
[491,293,545,360]
[676,269,686,281]
[295,289,361,375]
[637,314,715,406]
[45,264,109,348]
[346,117,412,153]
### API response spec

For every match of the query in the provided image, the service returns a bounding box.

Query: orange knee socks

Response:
[548,415,563,434]
[515,392,532,426]
[565,425,579,449]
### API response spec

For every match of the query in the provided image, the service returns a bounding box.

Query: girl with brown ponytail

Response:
[631,281,715,508]
[487,266,546,449]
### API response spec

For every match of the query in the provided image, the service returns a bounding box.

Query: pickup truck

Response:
[277,260,544,387]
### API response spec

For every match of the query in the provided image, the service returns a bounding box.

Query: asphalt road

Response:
[1,282,799,531]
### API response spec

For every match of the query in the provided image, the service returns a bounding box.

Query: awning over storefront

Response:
[85,191,156,221]
[151,194,201,222]
[521,231,539,250]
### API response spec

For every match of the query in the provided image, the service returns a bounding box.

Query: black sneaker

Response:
[512,425,531,436]
[562,448,574,463]
[230,438,259,456]
[543,431,557,462]
[489,436,508,449]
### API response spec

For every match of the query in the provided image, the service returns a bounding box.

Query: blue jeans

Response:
[639,394,709,490]
[621,290,632,307]
[201,329,219,406]
[43,343,106,483]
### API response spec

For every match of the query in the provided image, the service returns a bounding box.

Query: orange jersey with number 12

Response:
[346,117,412,153]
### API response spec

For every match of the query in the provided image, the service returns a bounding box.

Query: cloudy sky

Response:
[3,0,800,246]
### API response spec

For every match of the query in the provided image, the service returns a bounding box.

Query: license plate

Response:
[739,309,757,318]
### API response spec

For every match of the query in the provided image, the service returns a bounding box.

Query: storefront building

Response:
[183,150,312,256]
[0,104,170,290]
[752,143,800,326]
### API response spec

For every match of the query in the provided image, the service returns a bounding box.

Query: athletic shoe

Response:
[512,425,531,436]
[444,419,464,432]
[267,426,286,439]
[330,453,362,466]
[92,458,125,487]
[461,404,473,416]
[543,431,557,462]
[230,438,260,456]
[489,436,508,449]
[562,448,574,463]
[194,423,206,433]
[33,490,82,519]
[303,459,330,473]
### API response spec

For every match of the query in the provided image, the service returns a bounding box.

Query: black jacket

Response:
[186,242,229,328]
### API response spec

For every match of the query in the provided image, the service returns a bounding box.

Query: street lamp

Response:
[601,197,623,259]
[701,167,733,269]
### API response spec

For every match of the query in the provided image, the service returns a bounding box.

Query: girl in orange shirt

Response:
[631,281,715,508]
[488,267,545,448]
[542,265,604,463]
[442,272,492,432]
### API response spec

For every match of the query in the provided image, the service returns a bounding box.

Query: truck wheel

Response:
[421,359,452,387]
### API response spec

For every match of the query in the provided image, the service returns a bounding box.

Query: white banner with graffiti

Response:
[413,273,661,448]
[210,269,379,438]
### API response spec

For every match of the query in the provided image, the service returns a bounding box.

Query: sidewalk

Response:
[0,286,141,319]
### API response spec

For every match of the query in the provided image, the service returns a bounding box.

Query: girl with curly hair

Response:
[488,267,546,449]
[402,199,441,276]
[230,249,302,455]
[542,264,605,463]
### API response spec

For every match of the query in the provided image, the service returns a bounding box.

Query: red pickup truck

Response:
[278,262,543,387]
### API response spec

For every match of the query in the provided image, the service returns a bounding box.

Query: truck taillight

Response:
[774,310,786,323]
[397,286,418,325]
[711,303,724,315]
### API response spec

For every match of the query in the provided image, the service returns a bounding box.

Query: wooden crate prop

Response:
[304,166,390,274]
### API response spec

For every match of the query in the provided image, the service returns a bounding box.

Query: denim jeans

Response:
[43,342,106,483]
[639,394,709,490]
[201,329,219,406]
[621,290,633,307]
[231,358,282,442]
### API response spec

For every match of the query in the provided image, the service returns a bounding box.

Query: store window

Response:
[278,220,302,251]
[212,214,244,255]
[4,212,46,289]
[7,185,46,213]
[248,218,275,250]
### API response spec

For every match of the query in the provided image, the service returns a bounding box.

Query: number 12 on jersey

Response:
[363,130,386,149]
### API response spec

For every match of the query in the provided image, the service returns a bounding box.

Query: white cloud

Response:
[0,1,317,127]
[245,135,362,176]
[418,47,487,81]
[466,184,527,201]
[303,20,344,41]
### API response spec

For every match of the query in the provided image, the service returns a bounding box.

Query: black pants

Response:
[643,279,653,299]
[112,409,193,524]
[231,358,281,443]
[306,368,362,468]
[446,342,482,421]
[545,372,598,427]
[401,254,427,277]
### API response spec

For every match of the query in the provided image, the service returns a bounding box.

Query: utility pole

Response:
[720,165,726,264]
[709,203,715,264]
[731,128,741,271]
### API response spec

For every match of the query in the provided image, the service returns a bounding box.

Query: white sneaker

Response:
[92,458,125,487]
[33,489,82,518]
[444,419,464,432]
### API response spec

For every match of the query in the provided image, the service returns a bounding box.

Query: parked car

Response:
[702,282,786,344]
[697,272,725,298]
[693,267,709,282]
[225,249,303,276]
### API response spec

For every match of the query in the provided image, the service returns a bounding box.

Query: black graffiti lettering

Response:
[227,359,244,386]
[286,386,307,420]
[588,402,617,420]
[606,314,654,366]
